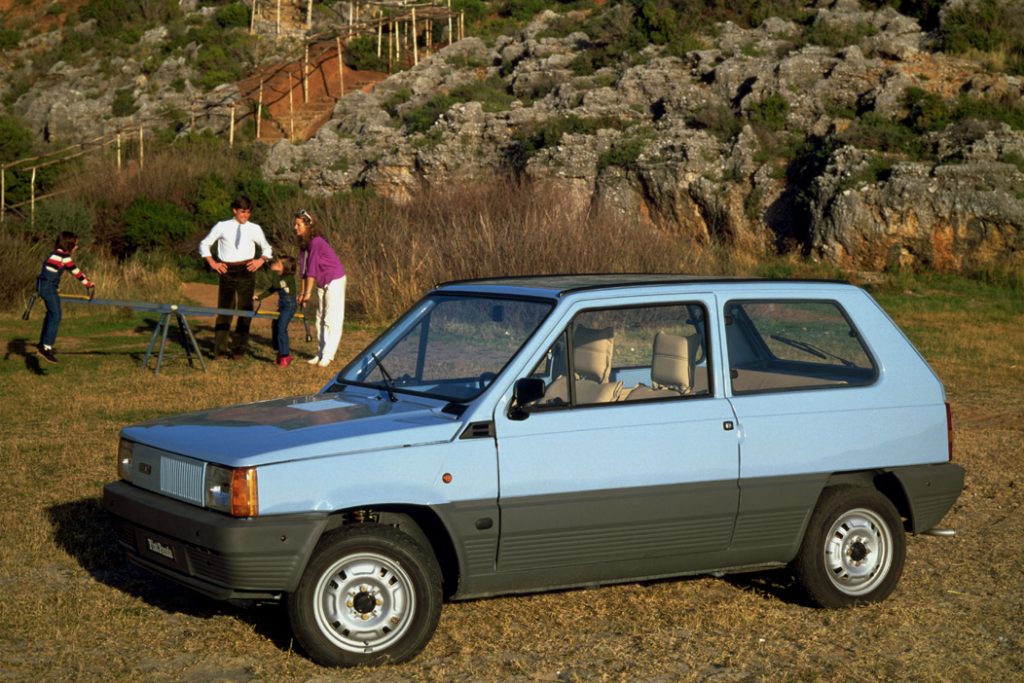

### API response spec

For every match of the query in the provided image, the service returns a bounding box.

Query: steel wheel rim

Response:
[312,551,416,654]
[823,507,893,596]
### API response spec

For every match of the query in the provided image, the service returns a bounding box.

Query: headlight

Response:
[118,439,135,481]
[205,464,259,517]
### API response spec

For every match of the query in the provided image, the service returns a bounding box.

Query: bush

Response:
[597,128,653,171]
[111,88,139,118]
[33,200,97,247]
[451,76,515,113]
[214,2,250,29]
[506,114,627,172]
[748,92,790,130]
[344,35,389,73]
[839,111,922,157]
[0,27,22,50]
[122,197,196,253]
[686,103,742,141]
[400,94,458,134]
[78,0,181,43]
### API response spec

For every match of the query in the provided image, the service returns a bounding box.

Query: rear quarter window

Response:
[725,300,877,394]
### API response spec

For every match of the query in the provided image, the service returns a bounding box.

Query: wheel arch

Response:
[317,505,461,599]
[822,470,912,531]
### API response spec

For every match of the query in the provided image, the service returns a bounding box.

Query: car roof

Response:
[435,274,848,298]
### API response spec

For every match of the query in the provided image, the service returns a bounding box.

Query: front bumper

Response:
[103,481,330,601]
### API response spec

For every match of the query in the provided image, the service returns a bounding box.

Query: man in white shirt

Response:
[198,195,273,359]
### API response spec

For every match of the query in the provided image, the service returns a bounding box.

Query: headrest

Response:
[651,331,697,391]
[573,325,614,382]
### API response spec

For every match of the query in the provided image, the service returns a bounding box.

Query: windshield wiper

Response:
[770,334,856,367]
[371,352,399,402]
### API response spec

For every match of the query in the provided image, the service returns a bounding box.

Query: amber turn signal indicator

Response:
[231,467,259,517]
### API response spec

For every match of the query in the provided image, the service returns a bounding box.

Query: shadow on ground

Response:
[5,338,45,375]
[47,498,298,653]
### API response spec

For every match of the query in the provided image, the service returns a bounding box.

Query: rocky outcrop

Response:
[260,2,1023,271]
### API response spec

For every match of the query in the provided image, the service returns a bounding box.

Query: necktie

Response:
[235,221,242,249]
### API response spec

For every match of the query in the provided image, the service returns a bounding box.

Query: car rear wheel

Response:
[793,486,906,608]
[288,524,442,667]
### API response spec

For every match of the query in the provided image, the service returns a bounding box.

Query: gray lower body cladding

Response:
[103,481,329,600]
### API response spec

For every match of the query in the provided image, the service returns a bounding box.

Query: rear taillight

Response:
[945,401,954,461]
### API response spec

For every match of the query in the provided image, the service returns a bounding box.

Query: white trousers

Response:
[316,275,346,363]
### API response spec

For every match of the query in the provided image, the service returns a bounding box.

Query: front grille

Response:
[160,455,204,505]
[132,444,205,506]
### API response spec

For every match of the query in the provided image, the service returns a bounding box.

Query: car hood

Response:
[121,391,464,467]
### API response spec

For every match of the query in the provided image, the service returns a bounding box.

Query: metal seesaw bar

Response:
[55,293,310,374]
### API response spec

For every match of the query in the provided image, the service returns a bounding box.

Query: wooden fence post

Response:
[388,19,393,72]
[257,81,264,139]
[229,105,236,147]
[276,0,282,36]
[459,11,464,41]
[336,37,345,98]
[250,0,258,34]
[288,71,295,140]
[306,0,313,30]
[139,126,144,170]
[303,43,309,104]
[377,9,383,57]
[117,132,122,170]
[448,0,453,46]
[30,167,36,226]
[412,7,418,66]
[1,167,5,224]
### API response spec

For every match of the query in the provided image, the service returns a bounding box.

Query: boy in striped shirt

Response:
[36,231,95,364]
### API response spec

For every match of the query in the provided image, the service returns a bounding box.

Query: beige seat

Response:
[626,331,699,401]
[540,325,623,405]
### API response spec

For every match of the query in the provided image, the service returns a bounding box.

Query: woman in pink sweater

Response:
[294,210,347,367]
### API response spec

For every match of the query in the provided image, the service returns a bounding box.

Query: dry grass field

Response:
[0,274,1021,682]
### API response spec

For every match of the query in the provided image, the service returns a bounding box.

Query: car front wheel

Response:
[288,524,442,667]
[793,486,906,608]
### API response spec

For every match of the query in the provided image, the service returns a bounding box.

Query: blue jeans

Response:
[37,277,62,348]
[272,295,297,357]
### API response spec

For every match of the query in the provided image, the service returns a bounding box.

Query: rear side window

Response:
[725,300,876,394]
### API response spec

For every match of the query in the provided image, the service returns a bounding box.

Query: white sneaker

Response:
[317,358,333,367]
[306,356,321,365]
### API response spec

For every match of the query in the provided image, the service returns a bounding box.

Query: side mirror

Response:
[509,378,545,421]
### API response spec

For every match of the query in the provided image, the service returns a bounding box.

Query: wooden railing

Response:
[0,126,147,225]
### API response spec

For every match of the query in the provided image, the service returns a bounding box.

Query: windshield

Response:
[338,294,553,402]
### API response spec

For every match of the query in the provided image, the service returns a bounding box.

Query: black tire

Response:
[793,486,906,608]
[287,524,442,667]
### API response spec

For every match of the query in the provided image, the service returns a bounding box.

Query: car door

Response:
[491,295,741,589]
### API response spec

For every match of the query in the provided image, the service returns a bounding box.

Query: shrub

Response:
[33,199,97,246]
[400,94,458,134]
[344,35,389,73]
[506,114,627,172]
[214,2,250,29]
[686,103,742,141]
[903,86,950,134]
[77,0,181,44]
[451,76,516,113]
[122,197,195,253]
[597,128,653,171]
[111,88,139,118]
[748,92,790,131]
[839,111,922,157]
[803,20,877,49]
[0,27,22,50]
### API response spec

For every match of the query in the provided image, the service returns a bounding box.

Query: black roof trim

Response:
[435,273,850,296]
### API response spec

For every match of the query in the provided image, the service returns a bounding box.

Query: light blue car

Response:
[104,275,964,667]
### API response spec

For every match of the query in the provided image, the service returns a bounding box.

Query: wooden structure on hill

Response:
[243,0,466,142]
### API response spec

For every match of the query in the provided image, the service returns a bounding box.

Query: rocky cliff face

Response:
[263,1,1024,271]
